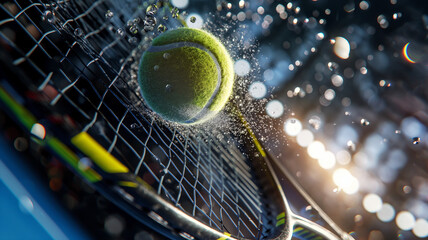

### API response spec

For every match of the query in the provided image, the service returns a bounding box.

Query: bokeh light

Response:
[104,215,125,236]
[331,74,344,87]
[30,123,46,140]
[333,37,350,59]
[234,59,251,77]
[284,118,302,136]
[266,100,284,118]
[318,151,336,169]
[19,196,34,213]
[296,129,314,147]
[171,0,189,9]
[413,219,428,238]
[307,141,325,159]
[401,117,426,139]
[363,193,383,213]
[324,89,335,101]
[402,42,416,63]
[396,211,415,231]
[186,14,203,29]
[336,150,351,165]
[333,168,359,195]
[376,203,395,222]
[248,82,267,99]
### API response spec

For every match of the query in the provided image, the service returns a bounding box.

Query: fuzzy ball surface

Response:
[138,27,234,124]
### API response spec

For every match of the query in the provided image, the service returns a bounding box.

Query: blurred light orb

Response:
[333,37,350,59]
[318,151,336,169]
[296,129,314,147]
[343,176,359,194]
[248,81,267,99]
[377,14,389,29]
[239,0,245,8]
[336,125,358,148]
[396,211,415,230]
[331,74,344,87]
[386,149,407,169]
[316,32,325,40]
[377,203,395,222]
[336,150,351,165]
[307,141,325,159]
[359,1,370,10]
[284,118,302,136]
[333,168,359,194]
[234,59,251,76]
[105,215,125,236]
[308,115,322,130]
[171,0,189,9]
[363,193,383,213]
[263,69,274,81]
[266,100,284,118]
[276,4,285,13]
[31,123,46,140]
[324,89,335,101]
[186,14,203,29]
[19,196,34,213]
[413,219,428,238]
[401,117,426,139]
[237,12,246,21]
[401,42,428,64]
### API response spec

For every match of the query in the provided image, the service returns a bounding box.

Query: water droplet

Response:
[360,118,370,126]
[128,37,138,45]
[190,16,196,23]
[157,24,167,33]
[393,12,402,20]
[171,7,179,18]
[327,62,339,71]
[154,65,159,71]
[129,25,138,34]
[116,28,125,37]
[43,10,56,23]
[395,130,401,134]
[130,123,138,129]
[403,185,411,194]
[316,32,325,40]
[74,28,83,37]
[165,84,172,92]
[308,116,321,130]
[159,169,168,176]
[377,14,389,29]
[105,10,114,19]
[146,4,158,16]
[412,137,420,145]
[144,15,157,32]
[379,80,392,87]
[50,2,58,10]
[347,140,356,152]
[345,111,351,116]
[163,53,170,59]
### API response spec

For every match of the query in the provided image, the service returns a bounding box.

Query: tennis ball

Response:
[138,27,234,124]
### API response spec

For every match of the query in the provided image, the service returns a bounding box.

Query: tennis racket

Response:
[0,1,353,239]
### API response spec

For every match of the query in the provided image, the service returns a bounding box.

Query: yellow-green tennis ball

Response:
[138,27,234,124]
